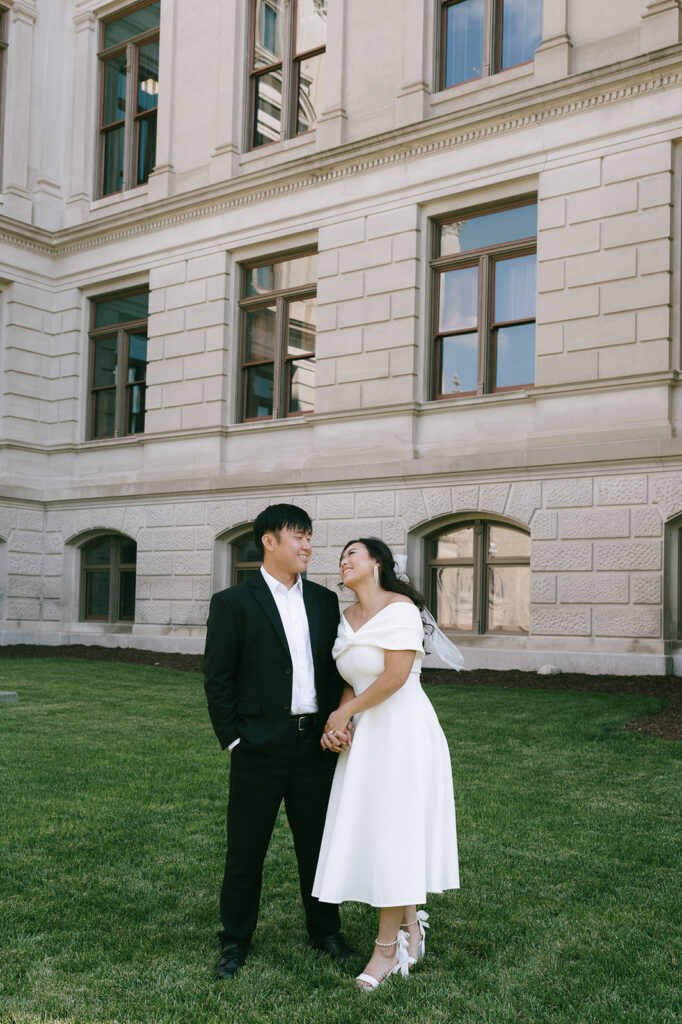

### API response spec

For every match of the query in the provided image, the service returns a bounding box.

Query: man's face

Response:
[263,525,312,577]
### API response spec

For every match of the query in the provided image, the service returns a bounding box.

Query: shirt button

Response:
[283,703,291,711]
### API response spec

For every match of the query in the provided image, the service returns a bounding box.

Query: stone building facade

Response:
[2,0,682,674]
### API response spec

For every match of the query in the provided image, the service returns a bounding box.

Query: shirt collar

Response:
[260,564,303,595]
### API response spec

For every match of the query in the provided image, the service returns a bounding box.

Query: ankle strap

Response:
[401,918,418,927]
[374,935,398,947]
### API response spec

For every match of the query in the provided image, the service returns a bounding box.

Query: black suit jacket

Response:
[203,572,344,751]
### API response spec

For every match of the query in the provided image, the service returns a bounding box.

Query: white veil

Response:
[393,555,465,671]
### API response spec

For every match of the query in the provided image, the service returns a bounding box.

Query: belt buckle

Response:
[297,715,306,731]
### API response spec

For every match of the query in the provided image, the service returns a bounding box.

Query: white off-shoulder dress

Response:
[312,602,459,908]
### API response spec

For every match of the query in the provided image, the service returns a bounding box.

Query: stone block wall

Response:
[316,207,419,414]
[536,141,672,386]
[146,252,230,433]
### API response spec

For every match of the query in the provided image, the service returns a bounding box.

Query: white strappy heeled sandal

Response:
[356,929,410,990]
[402,909,429,968]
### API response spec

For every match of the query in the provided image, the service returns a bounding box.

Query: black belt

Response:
[290,713,319,731]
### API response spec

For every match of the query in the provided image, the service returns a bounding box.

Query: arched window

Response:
[428,520,529,634]
[80,535,136,622]
[232,533,260,585]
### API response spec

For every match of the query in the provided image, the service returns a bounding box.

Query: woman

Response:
[312,538,461,990]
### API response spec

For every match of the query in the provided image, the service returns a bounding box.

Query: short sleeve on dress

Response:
[362,602,425,655]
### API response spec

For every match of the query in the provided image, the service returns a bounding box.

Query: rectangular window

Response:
[432,200,537,398]
[238,251,317,421]
[250,0,326,149]
[88,289,149,439]
[440,0,542,89]
[99,0,160,196]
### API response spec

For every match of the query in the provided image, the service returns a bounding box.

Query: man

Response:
[203,503,354,980]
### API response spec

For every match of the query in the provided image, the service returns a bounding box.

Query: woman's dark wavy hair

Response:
[339,537,426,610]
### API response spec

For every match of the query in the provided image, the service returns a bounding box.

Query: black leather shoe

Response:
[308,933,359,963]
[214,941,248,979]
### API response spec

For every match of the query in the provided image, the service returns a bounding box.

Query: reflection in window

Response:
[433,201,536,397]
[250,0,326,148]
[429,520,529,633]
[232,534,261,584]
[239,252,317,421]
[89,290,149,439]
[99,1,159,195]
[440,0,542,89]
[81,535,137,622]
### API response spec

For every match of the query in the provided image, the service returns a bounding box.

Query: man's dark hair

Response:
[253,503,313,558]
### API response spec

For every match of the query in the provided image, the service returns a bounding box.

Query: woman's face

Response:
[339,542,377,591]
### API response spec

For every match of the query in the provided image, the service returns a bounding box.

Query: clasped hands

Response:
[320,708,353,753]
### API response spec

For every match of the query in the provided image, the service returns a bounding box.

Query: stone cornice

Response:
[2,44,682,260]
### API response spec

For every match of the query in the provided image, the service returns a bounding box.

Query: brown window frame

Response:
[88,288,149,441]
[438,0,542,91]
[80,534,137,623]
[248,0,326,150]
[98,0,159,197]
[431,197,537,399]
[232,530,261,585]
[428,519,530,635]
[238,250,317,422]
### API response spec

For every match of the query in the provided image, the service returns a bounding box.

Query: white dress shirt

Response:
[260,566,318,714]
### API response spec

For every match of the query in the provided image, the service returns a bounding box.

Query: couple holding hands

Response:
[204,504,461,990]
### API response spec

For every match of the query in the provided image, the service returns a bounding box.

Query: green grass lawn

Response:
[0,659,680,1024]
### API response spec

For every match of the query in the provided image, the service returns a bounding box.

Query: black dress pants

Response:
[219,719,341,945]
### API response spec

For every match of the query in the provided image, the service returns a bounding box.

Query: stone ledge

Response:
[0,692,19,703]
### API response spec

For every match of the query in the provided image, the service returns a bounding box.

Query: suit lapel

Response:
[248,572,291,659]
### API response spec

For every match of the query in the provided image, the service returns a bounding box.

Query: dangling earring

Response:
[373,563,380,586]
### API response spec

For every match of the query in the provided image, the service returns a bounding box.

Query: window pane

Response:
[296,0,327,54]
[444,0,483,87]
[236,536,260,563]
[102,53,127,126]
[85,570,110,619]
[236,567,261,584]
[127,383,146,434]
[136,112,157,184]
[95,292,149,328]
[440,204,537,256]
[127,333,148,382]
[245,307,277,362]
[245,254,317,296]
[120,538,137,565]
[254,0,283,68]
[435,566,474,630]
[494,254,536,323]
[287,298,316,356]
[488,565,530,633]
[441,332,478,394]
[93,389,116,439]
[137,40,159,112]
[102,126,125,195]
[84,538,112,565]
[119,569,136,619]
[103,1,160,48]
[288,358,315,414]
[439,266,478,334]
[244,364,274,418]
[501,0,542,70]
[296,52,324,135]
[253,69,283,146]
[488,526,530,560]
[494,323,535,389]
[433,526,474,561]
[93,337,118,388]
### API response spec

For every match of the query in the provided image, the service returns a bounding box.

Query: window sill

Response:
[237,132,317,176]
[430,62,535,117]
[89,185,150,217]
[420,389,535,413]
[75,622,134,634]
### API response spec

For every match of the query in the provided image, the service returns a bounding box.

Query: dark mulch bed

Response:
[1,644,680,741]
